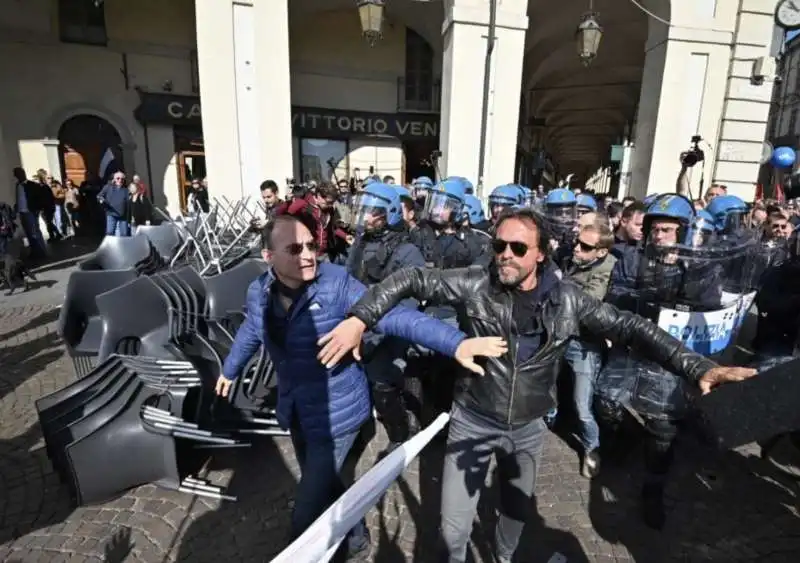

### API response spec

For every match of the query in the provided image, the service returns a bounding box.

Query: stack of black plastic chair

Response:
[42,258,284,506]
[35,355,241,505]
[59,235,166,378]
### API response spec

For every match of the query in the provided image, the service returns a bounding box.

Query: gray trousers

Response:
[441,403,546,562]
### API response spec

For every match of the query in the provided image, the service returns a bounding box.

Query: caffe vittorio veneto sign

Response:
[291,107,439,141]
[134,94,441,140]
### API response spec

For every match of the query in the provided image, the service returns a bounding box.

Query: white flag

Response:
[271,413,451,563]
[98,148,115,178]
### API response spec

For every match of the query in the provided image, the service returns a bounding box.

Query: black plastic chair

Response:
[134,224,183,262]
[79,234,162,274]
[94,277,176,362]
[204,259,267,320]
[59,269,139,377]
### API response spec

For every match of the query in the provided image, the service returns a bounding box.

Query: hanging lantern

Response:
[357,0,385,47]
[576,12,603,67]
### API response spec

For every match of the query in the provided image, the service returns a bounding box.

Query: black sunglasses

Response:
[576,239,597,252]
[491,239,528,257]
[286,241,319,256]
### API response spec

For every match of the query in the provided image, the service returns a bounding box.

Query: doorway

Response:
[177,151,206,212]
[402,140,438,183]
[58,114,123,187]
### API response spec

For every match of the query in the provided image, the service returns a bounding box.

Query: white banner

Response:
[271,413,451,563]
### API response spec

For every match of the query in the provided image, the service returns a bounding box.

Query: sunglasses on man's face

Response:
[285,241,319,256]
[576,239,597,252]
[491,239,528,257]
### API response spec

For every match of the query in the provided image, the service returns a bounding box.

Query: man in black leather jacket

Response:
[319,207,755,563]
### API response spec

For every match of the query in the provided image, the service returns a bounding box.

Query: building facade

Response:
[0,0,784,216]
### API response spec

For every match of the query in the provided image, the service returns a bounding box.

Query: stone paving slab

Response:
[1,305,799,562]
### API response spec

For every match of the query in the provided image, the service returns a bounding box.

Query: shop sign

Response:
[292,107,439,140]
[135,94,440,140]
[134,93,203,125]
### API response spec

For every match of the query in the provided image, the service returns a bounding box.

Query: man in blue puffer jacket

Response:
[215,214,505,560]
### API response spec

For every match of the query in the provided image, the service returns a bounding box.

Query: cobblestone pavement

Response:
[1,303,800,562]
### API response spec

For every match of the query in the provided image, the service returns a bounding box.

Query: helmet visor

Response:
[422,192,462,225]
[350,193,389,233]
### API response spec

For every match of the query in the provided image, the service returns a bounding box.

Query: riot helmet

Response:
[447,176,474,195]
[463,194,486,226]
[643,193,661,207]
[488,184,524,221]
[544,188,577,221]
[643,193,696,247]
[421,178,466,226]
[689,208,716,247]
[706,195,749,235]
[350,182,404,235]
[576,193,598,217]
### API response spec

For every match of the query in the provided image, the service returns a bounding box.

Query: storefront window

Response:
[299,138,348,183]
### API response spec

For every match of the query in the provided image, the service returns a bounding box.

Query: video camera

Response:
[680,135,705,168]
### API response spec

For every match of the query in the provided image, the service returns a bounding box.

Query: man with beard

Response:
[318,207,756,563]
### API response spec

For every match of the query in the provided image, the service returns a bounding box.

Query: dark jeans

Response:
[105,215,131,236]
[441,403,546,563]
[18,211,46,256]
[289,422,367,551]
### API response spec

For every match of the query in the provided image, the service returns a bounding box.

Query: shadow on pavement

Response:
[173,437,298,562]
[0,329,63,404]
[588,434,800,562]
[0,307,61,343]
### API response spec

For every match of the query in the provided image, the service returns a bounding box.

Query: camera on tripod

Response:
[680,135,705,168]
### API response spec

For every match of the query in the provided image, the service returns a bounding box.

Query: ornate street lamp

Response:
[576,11,603,67]
[357,0,385,47]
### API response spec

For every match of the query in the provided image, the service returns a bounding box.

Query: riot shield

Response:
[597,236,759,421]
[540,205,578,260]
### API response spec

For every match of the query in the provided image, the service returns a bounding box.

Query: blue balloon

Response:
[772,146,796,168]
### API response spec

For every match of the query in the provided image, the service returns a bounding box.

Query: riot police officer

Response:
[414,179,488,269]
[597,193,752,529]
[463,194,492,234]
[346,182,426,447]
[487,184,525,226]
[576,193,598,217]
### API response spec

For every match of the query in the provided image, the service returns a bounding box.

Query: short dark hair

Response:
[260,214,316,250]
[621,201,646,220]
[494,207,550,255]
[317,183,339,200]
[260,179,278,194]
[606,201,623,218]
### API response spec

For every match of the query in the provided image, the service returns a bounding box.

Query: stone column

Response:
[630,0,778,201]
[196,0,293,202]
[439,0,529,198]
[195,0,243,202]
[254,0,294,194]
[711,0,777,197]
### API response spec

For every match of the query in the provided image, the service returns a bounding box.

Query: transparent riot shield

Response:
[597,235,759,421]
[540,205,577,259]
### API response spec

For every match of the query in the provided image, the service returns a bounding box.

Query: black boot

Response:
[641,482,666,530]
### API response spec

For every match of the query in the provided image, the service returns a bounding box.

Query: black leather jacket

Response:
[349,265,717,424]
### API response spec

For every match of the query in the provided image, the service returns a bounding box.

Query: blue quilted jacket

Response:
[222,262,467,441]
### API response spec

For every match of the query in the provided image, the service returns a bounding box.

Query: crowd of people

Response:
[209,172,792,562]
[3,161,797,560]
[0,167,156,293]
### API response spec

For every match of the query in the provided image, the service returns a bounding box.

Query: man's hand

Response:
[317,317,368,368]
[454,337,508,375]
[698,366,756,395]
[215,375,234,398]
